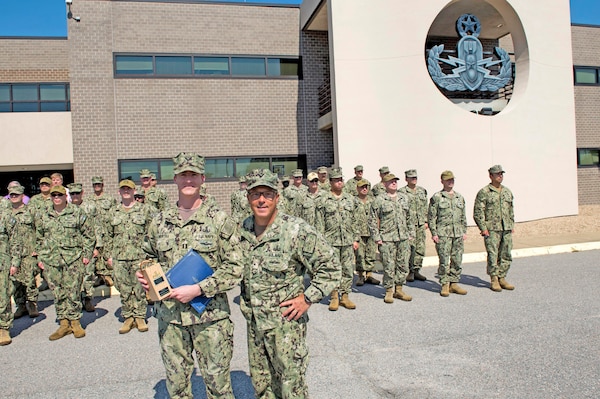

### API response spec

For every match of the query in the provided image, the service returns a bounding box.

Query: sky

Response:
[0,0,597,37]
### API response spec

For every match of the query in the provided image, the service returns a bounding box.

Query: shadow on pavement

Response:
[459,274,489,289]
[152,370,254,399]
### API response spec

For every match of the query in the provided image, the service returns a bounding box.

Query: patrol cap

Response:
[317,166,328,174]
[39,177,52,185]
[488,164,505,174]
[238,175,247,183]
[357,179,371,188]
[139,169,153,178]
[246,169,279,191]
[329,167,343,179]
[382,173,399,182]
[67,183,83,194]
[379,166,390,174]
[292,169,303,178]
[172,152,205,175]
[281,175,290,182]
[150,173,157,180]
[134,185,145,197]
[50,185,66,195]
[307,172,318,181]
[8,185,24,195]
[405,169,418,178]
[354,165,364,172]
[91,176,104,184]
[119,179,136,189]
[441,170,455,180]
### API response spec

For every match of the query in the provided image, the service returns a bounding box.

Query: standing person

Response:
[134,186,145,203]
[369,173,414,303]
[28,177,53,212]
[343,165,365,196]
[239,169,340,399]
[316,166,330,192]
[474,165,515,292]
[281,169,307,217]
[139,168,168,211]
[0,206,20,346]
[137,153,243,399]
[297,172,325,227]
[353,179,380,286]
[230,175,251,223]
[105,179,153,334]
[50,172,71,203]
[4,181,30,204]
[10,185,40,318]
[89,176,117,288]
[36,185,95,341]
[428,171,468,297]
[315,167,359,311]
[399,169,428,282]
[371,166,390,197]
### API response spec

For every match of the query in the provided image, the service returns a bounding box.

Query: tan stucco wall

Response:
[326,0,578,222]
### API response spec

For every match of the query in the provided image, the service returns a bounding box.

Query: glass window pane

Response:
[155,56,192,75]
[0,103,10,112]
[578,149,600,166]
[13,102,38,112]
[194,57,230,75]
[205,159,234,179]
[575,68,597,84]
[115,55,153,75]
[41,102,68,112]
[231,58,266,76]
[12,85,38,101]
[0,85,9,101]
[235,157,270,177]
[267,58,299,76]
[119,160,158,181]
[271,157,298,177]
[159,160,175,181]
[40,84,67,101]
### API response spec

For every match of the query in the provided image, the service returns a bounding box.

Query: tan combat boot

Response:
[365,272,380,285]
[83,297,95,312]
[384,288,394,304]
[328,290,339,311]
[440,283,450,297]
[450,283,467,295]
[49,319,72,341]
[498,277,515,290]
[71,320,86,338]
[393,285,413,301]
[119,317,136,334]
[26,301,39,318]
[14,304,27,319]
[0,329,11,346]
[135,318,148,332]
[339,293,356,309]
[356,271,365,286]
[490,276,502,292]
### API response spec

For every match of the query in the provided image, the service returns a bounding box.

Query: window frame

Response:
[577,148,600,168]
[574,66,600,86]
[0,83,70,113]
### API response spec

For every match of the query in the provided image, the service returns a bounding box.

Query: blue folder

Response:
[165,249,214,314]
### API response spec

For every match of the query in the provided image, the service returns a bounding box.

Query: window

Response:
[577,149,600,167]
[574,66,599,85]
[0,83,70,113]
[115,54,301,79]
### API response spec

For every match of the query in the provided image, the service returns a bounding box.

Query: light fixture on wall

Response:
[66,0,81,22]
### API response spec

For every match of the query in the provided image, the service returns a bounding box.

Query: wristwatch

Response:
[304,294,312,305]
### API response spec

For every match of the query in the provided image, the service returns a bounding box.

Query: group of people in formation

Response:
[231,163,515,307]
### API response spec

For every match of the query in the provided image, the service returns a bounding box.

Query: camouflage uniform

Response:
[0,209,21,334]
[106,201,153,319]
[353,195,377,275]
[144,186,168,211]
[371,181,387,197]
[240,211,340,399]
[230,189,251,223]
[282,184,308,217]
[144,199,243,398]
[90,192,117,283]
[474,182,514,278]
[369,191,414,288]
[36,203,95,321]
[74,197,105,299]
[399,184,428,274]
[297,189,326,228]
[28,193,51,214]
[11,204,39,312]
[428,190,467,284]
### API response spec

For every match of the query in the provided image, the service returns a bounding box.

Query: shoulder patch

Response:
[303,232,317,254]
[220,217,236,239]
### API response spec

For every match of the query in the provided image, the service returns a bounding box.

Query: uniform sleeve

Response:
[299,226,341,303]
[79,210,96,261]
[369,200,382,242]
[8,217,22,268]
[473,188,487,232]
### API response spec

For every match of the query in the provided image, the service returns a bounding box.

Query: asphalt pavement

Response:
[1,249,599,399]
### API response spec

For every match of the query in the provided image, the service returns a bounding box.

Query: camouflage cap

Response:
[329,167,343,179]
[39,177,52,185]
[379,166,390,174]
[139,169,153,178]
[357,178,371,188]
[307,172,319,181]
[441,170,455,180]
[281,175,290,182]
[150,173,157,180]
[317,166,328,174]
[67,183,83,193]
[488,164,505,174]
[172,152,205,175]
[238,175,247,183]
[91,176,104,184]
[119,179,136,189]
[8,185,24,195]
[405,169,417,178]
[292,169,303,178]
[134,185,145,196]
[246,169,279,191]
[354,165,364,172]
[50,185,66,195]
[382,173,399,182]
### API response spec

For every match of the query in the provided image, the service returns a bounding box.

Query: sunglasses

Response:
[9,193,21,198]
[51,193,65,197]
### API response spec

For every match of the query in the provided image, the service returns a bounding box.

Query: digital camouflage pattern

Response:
[90,192,117,280]
[11,205,39,307]
[371,181,387,197]
[27,193,51,214]
[0,209,21,331]
[399,185,428,272]
[353,196,377,273]
[281,184,308,217]
[239,212,340,398]
[473,184,514,277]
[36,203,94,320]
[230,189,251,223]
[144,186,169,211]
[428,191,467,284]
[76,200,104,298]
[296,189,326,227]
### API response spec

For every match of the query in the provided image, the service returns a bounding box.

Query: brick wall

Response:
[0,38,69,81]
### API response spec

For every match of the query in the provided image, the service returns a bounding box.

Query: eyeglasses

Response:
[9,193,21,198]
[248,190,277,201]
[51,193,65,197]
[309,179,319,183]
